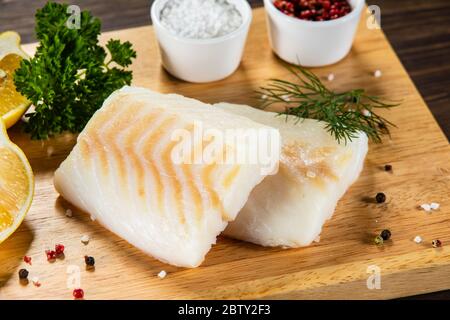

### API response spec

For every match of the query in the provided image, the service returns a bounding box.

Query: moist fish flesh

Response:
[54,87,280,267]
[215,102,368,247]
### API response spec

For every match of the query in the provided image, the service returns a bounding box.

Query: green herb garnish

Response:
[14,2,137,139]
[257,65,399,144]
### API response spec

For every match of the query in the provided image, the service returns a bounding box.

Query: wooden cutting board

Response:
[1,7,449,300]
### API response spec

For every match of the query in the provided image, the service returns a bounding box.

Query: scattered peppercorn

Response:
[380,229,391,241]
[55,244,65,256]
[73,288,84,299]
[23,255,32,265]
[375,192,386,203]
[18,268,29,280]
[432,239,442,248]
[45,249,56,261]
[273,0,352,21]
[374,235,384,245]
[84,256,95,267]
[384,164,392,171]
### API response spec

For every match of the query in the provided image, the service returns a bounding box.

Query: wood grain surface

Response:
[0,7,449,300]
[1,0,449,143]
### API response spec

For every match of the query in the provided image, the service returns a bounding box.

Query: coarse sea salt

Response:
[362,109,371,117]
[420,202,440,212]
[430,202,440,210]
[159,0,243,39]
[306,171,316,178]
[46,146,54,157]
[414,235,422,244]
[32,276,41,287]
[65,209,73,218]
[81,235,90,245]
[158,270,167,279]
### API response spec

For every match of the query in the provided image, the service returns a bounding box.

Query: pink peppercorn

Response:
[73,288,84,299]
[273,0,352,21]
[55,244,65,256]
[45,250,56,261]
[23,255,32,265]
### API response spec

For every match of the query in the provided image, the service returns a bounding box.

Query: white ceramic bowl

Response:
[264,0,365,67]
[150,0,252,83]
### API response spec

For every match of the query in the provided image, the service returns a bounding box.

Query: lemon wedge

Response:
[0,31,31,129]
[0,31,29,61]
[0,119,34,243]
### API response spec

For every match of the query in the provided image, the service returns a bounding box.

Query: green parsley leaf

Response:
[14,1,137,139]
[106,39,136,67]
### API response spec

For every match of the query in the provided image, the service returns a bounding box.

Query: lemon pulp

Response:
[0,54,30,127]
[0,145,29,233]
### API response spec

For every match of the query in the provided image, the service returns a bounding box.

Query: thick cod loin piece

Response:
[54,87,279,267]
[216,102,368,247]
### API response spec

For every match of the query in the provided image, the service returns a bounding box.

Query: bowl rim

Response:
[150,0,253,44]
[264,0,365,26]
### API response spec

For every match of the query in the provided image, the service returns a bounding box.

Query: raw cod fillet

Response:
[54,86,279,267]
[215,102,368,247]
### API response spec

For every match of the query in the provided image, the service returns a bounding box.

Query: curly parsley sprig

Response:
[257,65,399,144]
[14,2,137,139]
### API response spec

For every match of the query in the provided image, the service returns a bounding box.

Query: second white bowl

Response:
[264,0,365,67]
[151,0,252,83]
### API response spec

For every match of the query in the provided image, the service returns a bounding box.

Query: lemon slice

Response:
[0,31,31,129]
[0,119,34,243]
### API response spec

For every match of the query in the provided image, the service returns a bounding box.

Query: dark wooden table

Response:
[1,0,449,299]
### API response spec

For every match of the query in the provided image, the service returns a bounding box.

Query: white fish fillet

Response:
[54,86,279,267]
[215,102,368,247]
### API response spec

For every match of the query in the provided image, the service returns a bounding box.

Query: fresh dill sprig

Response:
[256,65,399,144]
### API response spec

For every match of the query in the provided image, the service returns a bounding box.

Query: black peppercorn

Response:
[84,256,95,267]
[18,268,29,280]
[384,164,392,171]
[432,239,442,248]
[375,192,386,203]
[380,229,391,240]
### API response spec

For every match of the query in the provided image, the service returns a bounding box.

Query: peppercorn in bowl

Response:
[263,0,365,66]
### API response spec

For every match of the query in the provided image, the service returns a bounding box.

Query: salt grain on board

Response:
[420,203,431,212]
[362,109,371,117]
[306,171,316,178]
[46,146,54,157]
[430,202,440,210]
[414,236,422,244]
[65,209,73,217]
[81,235,90,245]
[32,276,41,287]
[158,270,167,279]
